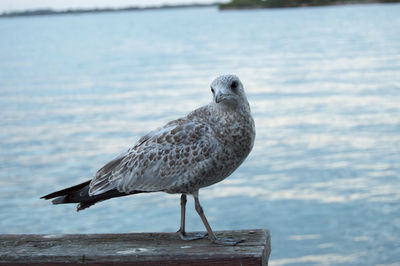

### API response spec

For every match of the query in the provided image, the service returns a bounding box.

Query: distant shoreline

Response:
[219,0,400,10]
[0,3,219,18]
[1,0,399,18]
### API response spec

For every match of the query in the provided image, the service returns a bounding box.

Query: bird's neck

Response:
[211,98,251,115]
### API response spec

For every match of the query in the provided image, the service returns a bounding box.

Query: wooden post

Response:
[0,229,270,265]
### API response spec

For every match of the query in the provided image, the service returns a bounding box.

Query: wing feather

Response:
[89,117,219,195]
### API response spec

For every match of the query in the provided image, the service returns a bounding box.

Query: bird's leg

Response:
[179,193,187,233]
[193,191,244,246]
[177,193,207,241]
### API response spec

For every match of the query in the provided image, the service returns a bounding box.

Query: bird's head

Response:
[210,74,248,108]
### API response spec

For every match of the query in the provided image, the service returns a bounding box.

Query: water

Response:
[1,4,400,265]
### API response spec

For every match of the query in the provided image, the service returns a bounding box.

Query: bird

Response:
[41,74,255,245]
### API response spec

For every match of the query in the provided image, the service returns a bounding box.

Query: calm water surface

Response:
[1,4,400,265]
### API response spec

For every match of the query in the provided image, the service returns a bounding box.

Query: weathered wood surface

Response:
[0,229,270,265]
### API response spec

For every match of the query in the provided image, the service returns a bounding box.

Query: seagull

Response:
[41,74,255,245]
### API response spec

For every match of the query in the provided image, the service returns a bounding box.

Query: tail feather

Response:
[52,195,67,205]
[41,180,142,211]
[41,181,91,200]
[77,201,97,211]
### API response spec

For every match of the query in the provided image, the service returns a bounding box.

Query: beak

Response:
[215,90,234,103]
[215,91,222,103]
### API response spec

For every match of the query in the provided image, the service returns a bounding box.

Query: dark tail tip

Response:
[40,180,91,200]
[41,194,53,200]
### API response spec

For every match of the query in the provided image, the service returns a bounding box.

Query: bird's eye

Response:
[211,87,215,94]
[230,80,238,91]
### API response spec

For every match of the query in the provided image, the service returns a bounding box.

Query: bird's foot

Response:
[211,237,245,246]
[178,231,208,241]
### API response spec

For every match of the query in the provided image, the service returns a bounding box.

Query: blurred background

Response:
[0,0,399,265]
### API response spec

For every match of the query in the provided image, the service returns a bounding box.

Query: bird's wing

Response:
[89,117,220,195]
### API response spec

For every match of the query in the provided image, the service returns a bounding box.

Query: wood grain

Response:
[0,229,270,265]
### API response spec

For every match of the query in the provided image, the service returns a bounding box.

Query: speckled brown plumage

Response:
[89,74,255,196]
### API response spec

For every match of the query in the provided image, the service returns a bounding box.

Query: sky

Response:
[0,0,224,12]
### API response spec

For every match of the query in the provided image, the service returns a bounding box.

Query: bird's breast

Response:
[211,111,255,166]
